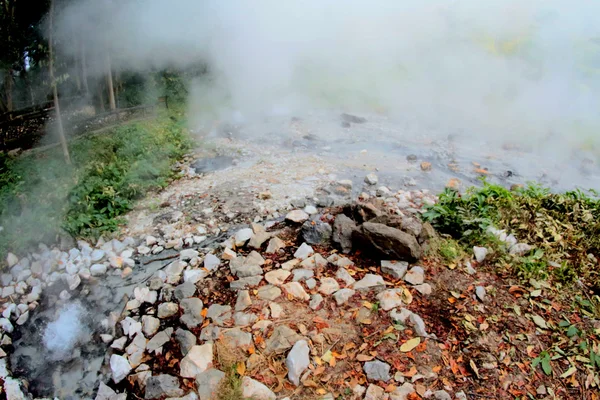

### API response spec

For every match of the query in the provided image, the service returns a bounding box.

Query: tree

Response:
[48,0,70,163]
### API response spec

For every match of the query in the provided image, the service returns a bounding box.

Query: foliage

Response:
[423,181,600,287]
[0,112,191,254]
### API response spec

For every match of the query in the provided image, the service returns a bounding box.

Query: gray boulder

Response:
[332,214,356,253]
[355,222,421,261]
[145,374,184,399]
[301,220,332,245]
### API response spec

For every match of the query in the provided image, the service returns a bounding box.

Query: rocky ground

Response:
[0,112,599,400]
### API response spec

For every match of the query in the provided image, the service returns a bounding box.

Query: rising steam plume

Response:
[55,0,600,150]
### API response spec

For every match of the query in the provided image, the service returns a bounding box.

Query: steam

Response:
[55,0,600,151]
[42,302,87,361]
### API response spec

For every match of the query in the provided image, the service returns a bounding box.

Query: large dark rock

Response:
[355,222,421,261]
[333,214,357,254]
[343,203,383,224]
[369,214,422,237]
[301,220,332,245]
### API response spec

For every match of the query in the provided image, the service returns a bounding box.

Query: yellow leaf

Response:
[314,356,322,366]
[321,350,333,363]
[362,301,373,309]
[400,337,421,352]
[560,366,577,378]
[236,362,246,376]
[402,288,413,305]
[316,388,327,395]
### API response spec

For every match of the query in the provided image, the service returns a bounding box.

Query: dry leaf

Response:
[400,337,421,352]
[236,362,246,376]
[356,354,375,362]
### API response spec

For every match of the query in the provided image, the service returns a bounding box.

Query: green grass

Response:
[422,180,600,288]
[0,110,192,256]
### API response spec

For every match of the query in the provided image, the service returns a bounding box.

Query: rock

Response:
[377,186,391,197]
[174,282,196,300]
[111,337,127,350]
[285,210,309,224]
[207,304,232,326]
[403,267,424,285]
[121,317,142,338]
[241,377,276,400]
[365,173,378,185]
[364,360,391,382]
[282,282,309,301]
[230,276,263,289]
[252,320,272,331]
[221,328,252,348]
[180,343,213,378]
[365,384,385,400]
[249,231,271,249]
[96,381,117,400]
[319,277,340,295]
[473,246,488,263]
[147,328,173,352]
[390,308,412,324]
[90,264,108,276]
[476,286,486,302]
[286,340,310,386]
[235,290,252,311]
[376,289,404,311]
[265,269,290,285]
[414,283,432,296]
[300,253,328,269]
[335,268,355,286]
[301,220,332,245]
[304,205,318,215]
[327,254,354,268]
[183,269,208,284]
[158,302,179,318]
[333,288,355,305]
[433,390,452,400]
[265,237,285,253]
[110,354,132,383]
[510,243,532,256]
[145,374,184,399]
[341,113,367,123]
[257,285,282,301]
[352,274,386,290]
[292,268,314,282]
[200,325,221,342]
[258,191,272,200]
[67,274,81,291]
[281,259,300,271]
[306,278,317,289]
[269,302,283,318]
[176,328,196,356]
[15,311,29,325]
[195,369,225,400]
[234,312,258,326]
[180,298,205,329]
[381,260,408,279]
[180,249,199,261]
[234,228,254,247]
[265,325,303,354]
[332,215,356,254]
[409,312,429,337]
[222,248,236,260]
[357,222,422,261]
[293,243,314,260]
[316,195,334,207]
[309,294,324,310]
[203,254,220,271]
[390,383,416,400]
[6,253,18,268]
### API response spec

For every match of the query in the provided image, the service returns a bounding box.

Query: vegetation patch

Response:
[423,181,600,289]
[0,111,191,254]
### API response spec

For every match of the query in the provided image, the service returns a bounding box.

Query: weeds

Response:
[423,181,600,288]
[0,111,191,254]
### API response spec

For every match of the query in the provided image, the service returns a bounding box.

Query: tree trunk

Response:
[4,71,13,112]
[106,53,116,110]
[98,80,105,112]
[80,40,89,94]
[48,0,71,164]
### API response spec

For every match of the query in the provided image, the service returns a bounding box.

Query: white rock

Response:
[414,283,432,296]
[2,286,14,298]
[381,260,408,279]
[333,288,355,305]
[376,289,404,311]
[180,249,199,261]
[336,268,355,286]
[510,243,532,256]
[110,354,132,383]
[286,340,310,386]
[203,254,220,271]
[121,317,142,338]
[269,302,283,318]
[67,274,81,291]
[265,270,291,285]
[180,343,213,378]
[293,243,314,260]
[365,173,379,185]
[111,337,127,350]
[319,278,340,295]
[241,377,276,400]
[6,253,18,268]
[281,259,300,271]
[352,274,386,290]
[403,267,424,285]
[158,302,179,318]
[285,210,309,224]
[235,290,252,311]
[309,294,323,310]
[222,248,237,260]
[390,308,413,324]
[305,278,317,289]
[282,282,310,301]
[234,228,254,247]
[16,311,29,325]
[184,269,208,284]
[91,249,106,262]
[90,264,107,276]
[266,237,285,253]
[473,246,488,263]
[0,318,13,333]
[142,316,161,337]
[4,376,26,400]
[303,205,318,215]
[475,286,486,302]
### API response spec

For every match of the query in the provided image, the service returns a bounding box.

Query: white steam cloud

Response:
[43,302,87,361]
[56,0,600,148]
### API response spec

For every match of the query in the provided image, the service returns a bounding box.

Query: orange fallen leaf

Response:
[201,308,208,318]
[448,297,456,304]
[236,362,246,376]
[356,354,375,362]
[385,384,397,393]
